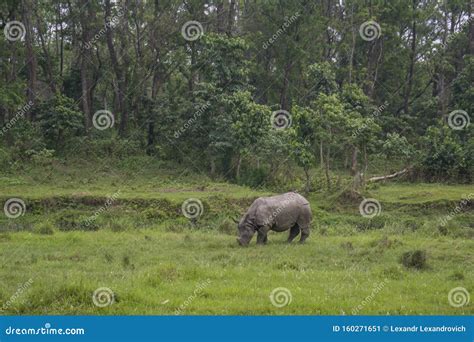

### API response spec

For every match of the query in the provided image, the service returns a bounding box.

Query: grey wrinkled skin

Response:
[236,192,312,246]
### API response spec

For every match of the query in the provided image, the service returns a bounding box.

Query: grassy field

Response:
[0,163,472,315]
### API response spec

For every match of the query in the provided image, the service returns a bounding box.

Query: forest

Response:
[0,0,472,185]
[0,0,472,315]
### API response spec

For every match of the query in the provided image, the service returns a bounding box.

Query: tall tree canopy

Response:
[0,0,472,186]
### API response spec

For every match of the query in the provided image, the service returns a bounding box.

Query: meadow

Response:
[0,161,472,315]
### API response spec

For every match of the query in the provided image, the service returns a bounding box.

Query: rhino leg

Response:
[299,224,310,243]
[256,231,267,245]
[287,224,300,243]
[256,226,269,245]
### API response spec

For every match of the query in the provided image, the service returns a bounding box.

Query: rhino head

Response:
[233,215,255,247]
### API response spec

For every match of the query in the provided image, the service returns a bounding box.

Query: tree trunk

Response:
[365,39,383,98]
[22,0,37,119]
[227,0,236,36]
[350,146,358,176]
[437,5,450,119]
[368,168,409,182]
[236,153,242,180]
[79,0,98,130]
[35,14,56,92]
[319,140,324,169]
[351,171,364,191]
[403,0,417,115]
[363,145,368,174]
[304,167,311,194]
[216,0,226,33]
[56,2,64,77]
[469,0,474,55]
[348,3,355,83]
[325,145,331,190]
[105,0,128,136]
[280,55,292,110]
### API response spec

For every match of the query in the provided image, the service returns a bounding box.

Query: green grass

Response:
[0,163,472,315]
[0,228,472,315]
[370,183,474,204]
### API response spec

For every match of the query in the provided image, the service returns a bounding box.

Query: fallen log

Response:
[368,168,409,182]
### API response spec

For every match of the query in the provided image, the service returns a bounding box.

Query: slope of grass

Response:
[370,183,474,204]
[0,162,472,315]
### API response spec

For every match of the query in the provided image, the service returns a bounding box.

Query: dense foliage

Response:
[0,0,472,187]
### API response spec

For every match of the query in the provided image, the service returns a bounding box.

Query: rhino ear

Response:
[232,216,239,224]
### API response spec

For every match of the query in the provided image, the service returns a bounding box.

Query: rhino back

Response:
[252,192,311,230]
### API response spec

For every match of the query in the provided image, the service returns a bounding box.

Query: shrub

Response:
[420,126,472,182]
[0,148,11,169]
[35,223,54,235]
[142,208,168,220]
[29,148,56,166]
[238,167,268,188]
[36,94,84,149]
[2,120,46,162]
[400,250,427,269]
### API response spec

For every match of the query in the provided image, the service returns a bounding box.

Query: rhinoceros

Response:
[235,192,312,246]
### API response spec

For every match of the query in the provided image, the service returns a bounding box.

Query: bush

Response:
[355,215,386,230]
[420,126,472,182]
[36,94,84,149]
[0,148,11,169]
[142,207,168,220]
[29,148,56,166]
[35,223,55,235]
[400,250,427,269]
[238,166,268,188]
[2,120,46,162]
